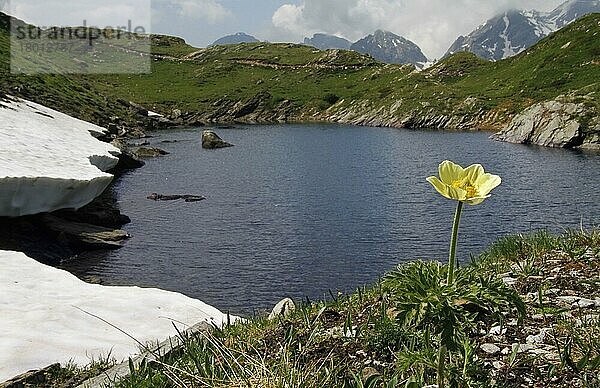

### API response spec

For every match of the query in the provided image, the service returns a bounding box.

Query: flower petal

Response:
[475,173,502,196]
[448,186,467,201]
[438,160,464,184]
[463,164,484,183]
[464,194,491,205]
[426,176,451,200]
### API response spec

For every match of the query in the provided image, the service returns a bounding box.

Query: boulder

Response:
[134,147,170,158]
[202,130,234,149]
[268,298,295,320]
[491,95,599,148]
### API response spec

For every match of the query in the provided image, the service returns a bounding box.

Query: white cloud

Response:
[170,0,232,24]
[8,0,151,30]
[271,0,566,59]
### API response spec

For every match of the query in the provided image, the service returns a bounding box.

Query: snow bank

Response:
[0,250,235,381]
[0,97,121,217]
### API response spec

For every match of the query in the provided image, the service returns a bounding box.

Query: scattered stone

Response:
[502,276,518,286]
[526,328,551,344]
[557,296,597,309]
[268,298,296,320]
[202,130,234,149]
[489,325,507,336]
[531,314,545,321]
[481,343,501,355]
[574,298,597,309]
[42,215,130,250]
[0,363,60,388]
[513,343,537,353]
[492,361,505,370]
[146,193,206,203]
[134,147,170,158]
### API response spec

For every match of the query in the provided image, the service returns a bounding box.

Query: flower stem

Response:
[437,345,447,388]
[446,201,463,285]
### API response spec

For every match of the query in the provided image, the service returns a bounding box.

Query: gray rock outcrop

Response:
[202,130,234,149]
[491,96,600,149]
[268,298,295,320]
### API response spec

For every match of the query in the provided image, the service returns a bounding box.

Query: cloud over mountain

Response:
[271,0,565,59]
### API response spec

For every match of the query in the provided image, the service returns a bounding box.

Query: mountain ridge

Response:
[445,0,600,61]
[350,30,428,67]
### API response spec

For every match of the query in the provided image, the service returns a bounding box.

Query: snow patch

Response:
[0,98,121,217]
[0,250,236,381]
[500,14,517,59]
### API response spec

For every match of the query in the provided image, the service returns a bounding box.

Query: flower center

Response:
[452,178,477,198]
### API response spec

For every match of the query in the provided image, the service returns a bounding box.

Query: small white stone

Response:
[268,298,295,320]
[489,325,507,335]
[481,343,501,355]
[526,328,551,344]
[574,298,596,309]
[502,277,518,286]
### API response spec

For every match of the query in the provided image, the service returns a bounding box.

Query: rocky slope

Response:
[303,33,351,50]
[445,0,600,61]
[350,30,428,67]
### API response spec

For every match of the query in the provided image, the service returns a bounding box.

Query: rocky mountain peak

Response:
[350,30,428,67]
[445,0,600,61]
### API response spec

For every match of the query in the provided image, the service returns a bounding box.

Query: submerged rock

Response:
[134,147,170,158]
[147,193,206,202]
[202,130,234,149]
[42,215,129,250]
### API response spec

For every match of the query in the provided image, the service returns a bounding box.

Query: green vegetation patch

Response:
[89,230,600,388]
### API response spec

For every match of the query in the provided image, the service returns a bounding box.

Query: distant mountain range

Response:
[212,0,599,66]
[211,32,259,46]
[303,33,351,50]
[445,0,600,61]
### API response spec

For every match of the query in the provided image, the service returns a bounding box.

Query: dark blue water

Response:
[69,124,600,315]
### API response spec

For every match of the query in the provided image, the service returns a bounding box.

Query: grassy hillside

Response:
[1,12,599,131]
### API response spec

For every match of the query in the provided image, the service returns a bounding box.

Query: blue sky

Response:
[5,0,566,59]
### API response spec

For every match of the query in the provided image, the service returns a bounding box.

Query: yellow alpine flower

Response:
[426,160,501,205]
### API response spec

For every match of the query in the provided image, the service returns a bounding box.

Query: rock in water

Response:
[202,130,234,149]
[268,298,295,320]
[147,193,206,202]
[134,147,170,158]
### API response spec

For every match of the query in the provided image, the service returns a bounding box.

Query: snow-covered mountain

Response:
[303,33,352,50]
[350,30,428,67]
[445,0,600,61]
[211,32,259,46]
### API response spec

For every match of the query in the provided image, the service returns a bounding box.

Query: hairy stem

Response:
[447,201,464,285]
[437,345,447,388]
